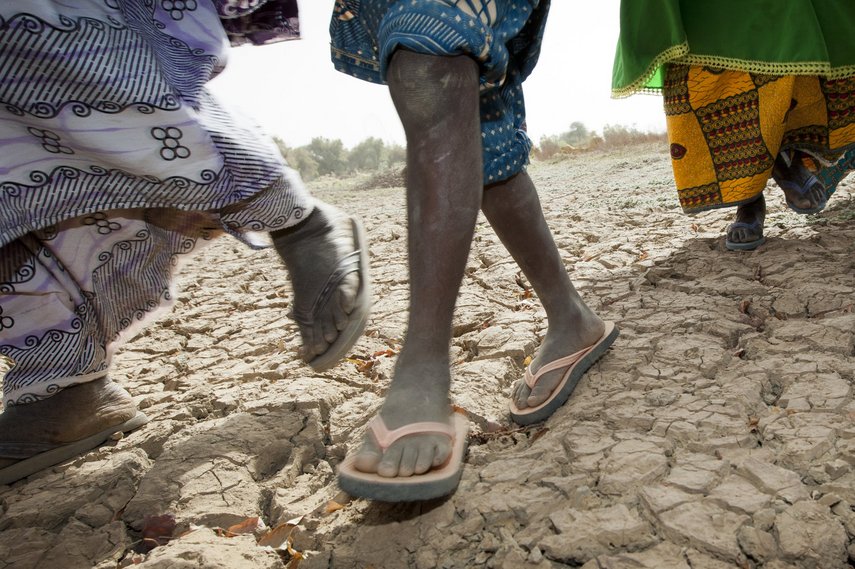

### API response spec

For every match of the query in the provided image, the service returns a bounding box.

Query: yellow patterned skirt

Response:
[664,64,855,213]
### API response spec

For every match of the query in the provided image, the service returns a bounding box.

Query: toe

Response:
[526,370,560,407]
[397,444,419,477]
[431,435,452,468]
[333,297,349,331]
[310,320,329,360]
[338,272,359,315]
[415,441,437,474]
[513,380,531,409]
[321,316,338,345]
[377,446,404,478]
[353,437,383,473]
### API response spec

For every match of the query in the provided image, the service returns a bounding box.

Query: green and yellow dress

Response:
[612,0,855,213]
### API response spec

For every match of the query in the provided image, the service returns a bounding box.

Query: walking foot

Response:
[272,203,371,371]
[0,376,148,485]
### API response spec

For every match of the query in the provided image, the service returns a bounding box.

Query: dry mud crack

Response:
[2,143,855,569]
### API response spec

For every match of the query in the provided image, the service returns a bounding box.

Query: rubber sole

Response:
[338,413,469,502]
[307,216,372,372]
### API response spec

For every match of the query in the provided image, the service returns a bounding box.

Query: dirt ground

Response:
[2,142,855,569]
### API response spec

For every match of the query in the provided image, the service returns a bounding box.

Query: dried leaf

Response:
[224,516,264,537]
[257,524,294,549]
[325,500,345,514]
[258,517,303,549]
[450,404,470,417]
[636,250,649,262]
[372,348,396,358]
[523,355,532,366]
[738,299,751,314]
[691,223,700,232]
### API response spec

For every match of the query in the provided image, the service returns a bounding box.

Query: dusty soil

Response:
[3,142,855,569]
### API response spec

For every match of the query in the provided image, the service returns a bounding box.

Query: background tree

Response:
[307,137,347,177]
[347,137,385,172]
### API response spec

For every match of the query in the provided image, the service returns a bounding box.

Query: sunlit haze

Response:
[209,1,667,148]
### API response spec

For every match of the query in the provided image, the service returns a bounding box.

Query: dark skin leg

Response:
[773,152,827,211]
[353,51,607,477]
[353,50,482,478]
[726,194,766,245]
[480,173,604,408]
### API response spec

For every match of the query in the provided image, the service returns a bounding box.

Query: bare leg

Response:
[352,50,482,478]
[480,173,604,409]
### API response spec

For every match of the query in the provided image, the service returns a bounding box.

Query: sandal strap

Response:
[368,416,456,451]
[291,248,361,327]
[727,220,762,231]
[524,346,590,389]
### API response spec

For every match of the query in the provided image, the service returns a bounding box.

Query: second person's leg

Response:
[480,172,606,410]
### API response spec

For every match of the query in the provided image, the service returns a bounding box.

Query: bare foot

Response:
[271,202,367,367]
[512,306,605,410]
[0,376,139,466]
[353,357,453,478]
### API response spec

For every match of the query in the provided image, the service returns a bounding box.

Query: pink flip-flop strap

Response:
[524,345,592,389]
[368,416,456,451]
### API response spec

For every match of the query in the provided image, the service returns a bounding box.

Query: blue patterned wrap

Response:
[330,0,550,184]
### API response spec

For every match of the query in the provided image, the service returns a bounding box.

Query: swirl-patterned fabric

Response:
[0,0,308,405]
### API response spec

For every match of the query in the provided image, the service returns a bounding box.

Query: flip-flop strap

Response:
[524,345,591,389]
[727,220,762,232]
[368,416,455,451]
[292,248,361,327]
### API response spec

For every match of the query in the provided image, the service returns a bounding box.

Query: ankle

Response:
[270,206,326,244]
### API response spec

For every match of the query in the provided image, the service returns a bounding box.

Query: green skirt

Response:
[612,0,855,98]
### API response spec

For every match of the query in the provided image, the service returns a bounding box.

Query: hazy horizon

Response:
[209,1,667,149]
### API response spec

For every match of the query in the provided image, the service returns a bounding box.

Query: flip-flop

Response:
[0,411,149,486]
[293,215,372,372]
[773,152,827,214]
[509,322,619,425]
[725,220,765,251]
[338,412,469,502]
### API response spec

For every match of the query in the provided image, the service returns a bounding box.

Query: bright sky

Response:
[209,1,667,149]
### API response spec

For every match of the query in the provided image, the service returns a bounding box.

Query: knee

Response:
[387,50,479,130]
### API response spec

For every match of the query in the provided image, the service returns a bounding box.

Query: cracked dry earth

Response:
[3,142,855,569]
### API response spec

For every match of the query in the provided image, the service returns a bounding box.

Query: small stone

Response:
[826,459,850,480]
[737,526,778,562]
[657,501,749,562]
[753,508,777,531]
[775,500,847,567]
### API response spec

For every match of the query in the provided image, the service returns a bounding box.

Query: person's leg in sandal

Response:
[725,195,766,251]
[271,201,371,371]
[773,150,828,214]
[480,173,609,417]
[348,50,482,483]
